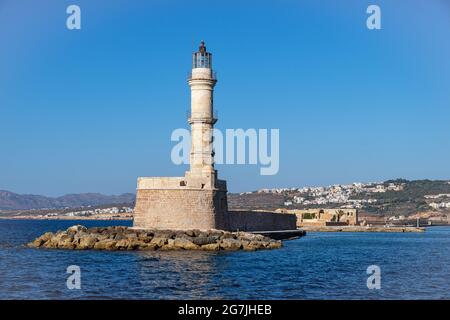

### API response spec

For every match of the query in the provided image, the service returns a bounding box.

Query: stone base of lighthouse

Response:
[133,175,229,231]
[132,175,297,232]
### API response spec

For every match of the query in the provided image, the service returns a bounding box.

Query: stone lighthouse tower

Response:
[185,41,217,188]
[133,41,229,231]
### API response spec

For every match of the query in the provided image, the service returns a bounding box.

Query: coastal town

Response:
[261,181,405,208]
[1,180,450,227]
[0,206,134,220]
[230,180,450,227]
[241,180,450,212]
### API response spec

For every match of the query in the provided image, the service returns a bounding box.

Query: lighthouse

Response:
[132,41,296,232]
[133,41,229,231]
[186,41,218,188]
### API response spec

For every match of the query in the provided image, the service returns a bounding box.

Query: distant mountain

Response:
[0,190,135,210]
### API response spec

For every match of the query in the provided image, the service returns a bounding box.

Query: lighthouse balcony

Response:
[187,110,218,124]
[187,70,217,81]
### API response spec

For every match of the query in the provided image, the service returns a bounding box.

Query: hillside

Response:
[0,190,135,211]
[228,179,450,216]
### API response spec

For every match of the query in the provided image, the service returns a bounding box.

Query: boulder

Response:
[43,237,59,248]
[67,225,87,234]
[220,232,236,240]
[58,234,75,249]
[185,229,201,237]
[115,239,130,250]
[150,237,168,247]
[28,238,45,248]
[77,235,98,249]
[41,232,55,242]
[93,239,117,250]
[201,243,221,251]
[160,239,177,250]
[126,240,143,250]
[154,230,176,239]
[87,227,102,234]
[192,236,217,246]
[27,232,54,248]
[141,242,158,251]
[96,234,109,241]
[220,238,242,251]
[267,241,282,249]
[114,233,126,241]
[173,238,199,250]
[138,232,153,242]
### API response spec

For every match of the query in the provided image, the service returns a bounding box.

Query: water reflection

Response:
[135,250,229,299]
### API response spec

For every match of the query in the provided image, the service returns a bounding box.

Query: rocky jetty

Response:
[27,225,283,251]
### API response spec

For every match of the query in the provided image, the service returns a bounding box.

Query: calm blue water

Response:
[0,219,448,299]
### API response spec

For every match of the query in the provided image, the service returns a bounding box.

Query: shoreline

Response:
[0,216,133,221]
[301,225,425,233]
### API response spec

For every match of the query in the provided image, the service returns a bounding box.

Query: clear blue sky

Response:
[1,0,449,196]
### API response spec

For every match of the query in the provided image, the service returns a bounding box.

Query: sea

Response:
[0,219,448,300]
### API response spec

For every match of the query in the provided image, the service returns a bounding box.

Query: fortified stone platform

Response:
[133,176,228,230]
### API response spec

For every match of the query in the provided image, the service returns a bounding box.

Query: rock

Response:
[185,230,200,237]
[41,232,55,242]
[138,232,153,242]
[127,240,144,250]
[242,243,257,251]
[141,242,158,251]
[42,232,69,248]
[87,227,103,234]
[112,238,144,250]
[108,232,117,240]
[93,239,117,250]
[220,232,236,240]
[267,241,282,249]
[58,234,75,249]
[201,243,221,251]
[73,231,88,243]
[150,237,168,247]
[28,238,45,248]
[43,237,59,248]
[77,236,98,249]
[67,225,87,234]
[114,233,126,241]
[173,238,199,250]
[27,225,286,251]
[220,238,242,251]
[192,236,217,246]
[126,232,138,239]
[96,234,109,241]
[27,232,54,248]
[160,239,176,250]
[153,230,175,239]
[243,241,265,251]
[115,239,130,250]
[208,230,224,238]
